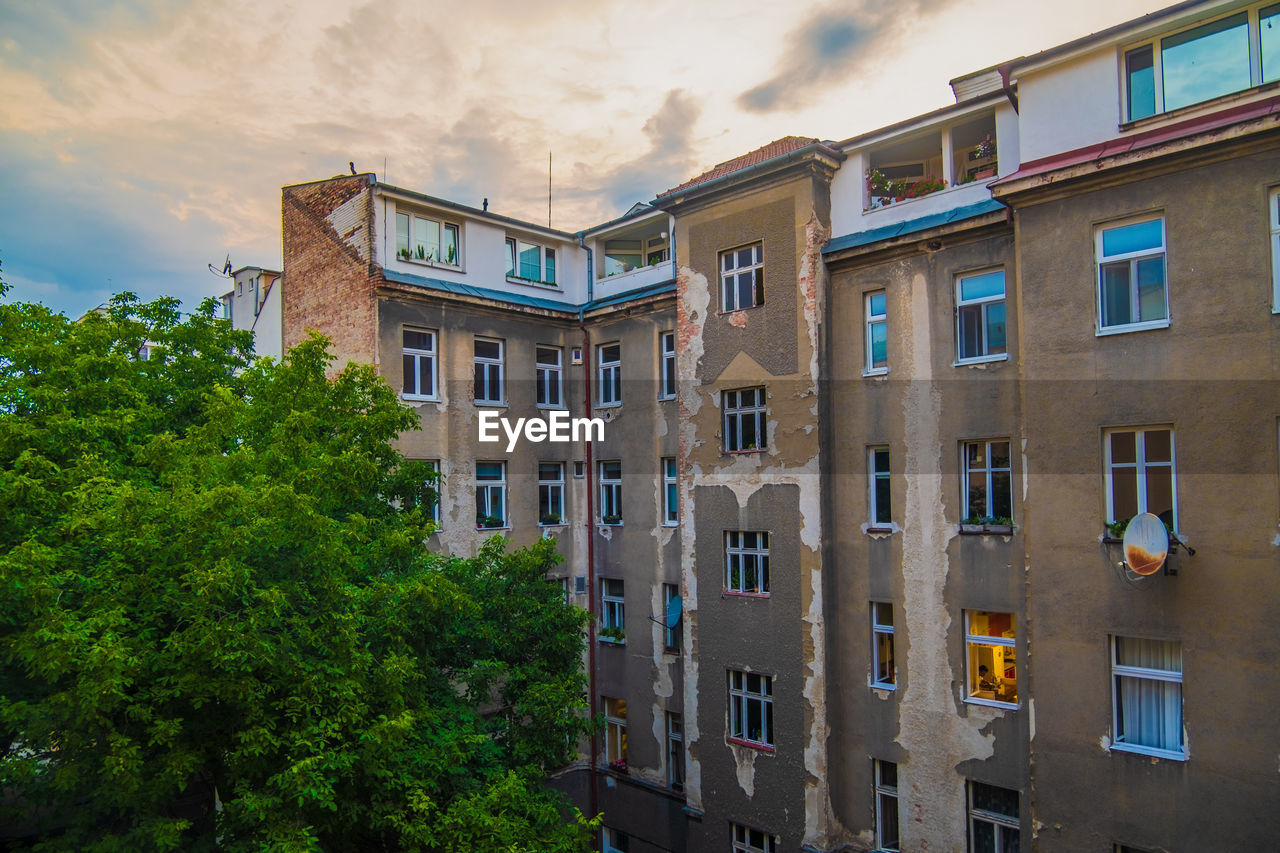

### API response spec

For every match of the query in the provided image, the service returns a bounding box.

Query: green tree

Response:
[0,290,595,852]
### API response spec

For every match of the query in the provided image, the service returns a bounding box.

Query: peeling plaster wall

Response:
[826,225,1027,852]
[674,171,835,851]
[1012,148,1280,851]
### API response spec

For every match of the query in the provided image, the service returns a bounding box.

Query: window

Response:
[601,578,625,643]
[865,291,887,374]
[1112,636,1184,758]
[602,828,629,853]
[962,439,1012,522]
[598,343,621,406]
[425,459,441,525]
[396,210,459,264]
[603,695,627,765]
[956,270,1007,362]
[723,386,766,452]
[725,531,769,595]
[659,330,676,399]
[473,337,504,404]
[731,823,777,853]
[720,242,764,311]
[869,447,891,527]
[1123,7,1279,122]
[663,582,681,652]
[538,462,564,525]
[535,346,563,408]
[965,611,1018,707]
[968,781,1020,853]
[666,711,684,791]
[1269,187,1280,312]
[728,670,773,748]
[871,602,895,689]
[874,760,900,852]
[662,457,678,526]
[505,236,556,285]
[603,234,668,275]
[573,460,586,478]
[402,329,437,399]
[475,461,506,529]
[1104,428,1176,529]
[599,460,622,524]
[1096,217,1168,333]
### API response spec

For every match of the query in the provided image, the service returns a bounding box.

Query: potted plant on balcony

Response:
[397,247,412,260]
[960,516,985,534]
[608,758,628,774]
[984,516,1014,535]
[540,512,562,525]
[600,625,625,643]
[601,514,622,526]
[476,513,504,530]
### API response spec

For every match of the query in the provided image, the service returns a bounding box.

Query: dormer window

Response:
[1124,5,1280,122]
[396,210,460,265]
[505,237,556,286]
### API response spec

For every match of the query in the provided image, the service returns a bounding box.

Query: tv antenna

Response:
[207,254,232,278]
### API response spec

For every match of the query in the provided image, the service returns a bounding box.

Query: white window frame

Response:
[1269,187,1280,312]
[720,242,764,312]
[396,209,460,266]
[728,669,774,748]
[475,461,507,529]
[725,530,769,595]
[473,337,505,405]
[731,823,778,853]
[871,602,895,689]
[723,386,767,453]
[666,711,684,791]
[955,268,1008,365]
[874,760,900,852]
[538,462,565,526]
[965,611,1018,710]
[962,439,1013,522]
[1095,216,1169,335]
[1111,636,1186,760]
[602,696,627,764]
[869,446,891,527]
[599,460,622,525]
[535,345,563,409]
[601,578,625,644]
[425,459,441,525]
[659,330,677,399]
[967,781,1020,852]
[1103,427,1177,530]
[598,342,621,406]
[663,582,681,652]
[864,290,888,376]
[401,328,438,400]
[1120,6,1277,122]
[662,457,678,526]
[505,236,557,285]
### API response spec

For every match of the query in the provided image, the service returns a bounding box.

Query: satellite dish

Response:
[1122,513,1169,576]
[665,595,682,629]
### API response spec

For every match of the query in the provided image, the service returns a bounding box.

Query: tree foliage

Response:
[0,290,594,852]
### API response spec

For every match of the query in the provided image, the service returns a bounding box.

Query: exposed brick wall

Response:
[281,175,379,369]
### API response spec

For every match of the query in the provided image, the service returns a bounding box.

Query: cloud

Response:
[737,0,961,113]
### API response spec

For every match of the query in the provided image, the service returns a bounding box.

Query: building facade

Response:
[277,1,1280,850]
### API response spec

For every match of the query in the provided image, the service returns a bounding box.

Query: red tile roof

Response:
[658,136,820,197]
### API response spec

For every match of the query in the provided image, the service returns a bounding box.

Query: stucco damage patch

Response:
[677,263,711,813]
[896,270,996,851]
[729,742,760,797]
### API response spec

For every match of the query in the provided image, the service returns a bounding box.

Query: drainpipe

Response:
[578,235,599,828]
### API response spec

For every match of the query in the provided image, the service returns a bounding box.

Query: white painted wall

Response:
[252,283,282,360]
[374,194,587,306]
[1016,48,1122,164]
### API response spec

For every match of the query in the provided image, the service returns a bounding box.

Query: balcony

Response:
[864,110,998,211]
[593,217,672,297]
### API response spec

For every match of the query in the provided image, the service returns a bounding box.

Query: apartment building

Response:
[219,265,282,359]
[277,1,1279,850]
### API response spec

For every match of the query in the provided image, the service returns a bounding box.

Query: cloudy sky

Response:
[1,0,1167,317]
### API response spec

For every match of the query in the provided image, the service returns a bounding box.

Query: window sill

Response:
[475,400,508,408]
[505,275,560,289]
[539,522,567,528]
[866,525,896,535]
[870,681,896,691]
[401,393,441,403]
[599,637,625,646]
[724,448,766,455]
[954,353,1009,367]
[1110,741,1187,762]
[536,403,568,411]
[724,590,770,599]
[661,521,679,528]
[658,393,676,401]
[1119,80,1280,133]
[397,256,462,272]
[716,304,765,317]
[476,526,511,532]
[598,522,623,528]
[959,524,1014,536]
[726,737,775,754]
[595,402,622,410]
[862,367,889,378]
[1096,318,1169,337]
[964,696,1018,711]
